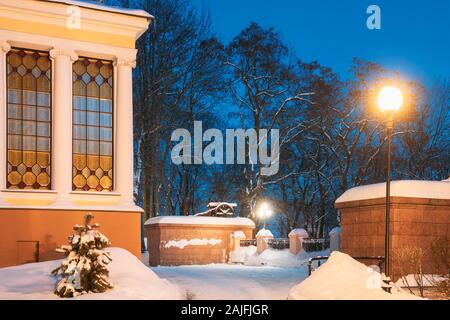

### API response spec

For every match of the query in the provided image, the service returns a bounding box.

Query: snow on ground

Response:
[146,248,328,300]
[395,274,446,288]
[2,247,427,300]
[288,251,422,300]
[151,263,308,300]
[0,247,184,300]
[336,180,450,203]
[229,245,329,268]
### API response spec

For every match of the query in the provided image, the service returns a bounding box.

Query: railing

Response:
[302,238,330,252]
[307,255,385,276]
[240,239,256,247]
[267,238,290,250]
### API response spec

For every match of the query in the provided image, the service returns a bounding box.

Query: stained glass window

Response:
[6,48,51,189]
[72,57,113,192]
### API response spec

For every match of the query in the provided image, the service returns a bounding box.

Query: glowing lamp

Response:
[377,86,403,112]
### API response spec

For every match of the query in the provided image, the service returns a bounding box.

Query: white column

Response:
[50,49,78,204]
[114,57,135,206]
[0,42,11,193]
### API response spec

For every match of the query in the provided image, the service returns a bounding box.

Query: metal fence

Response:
[267,238,290,250]
[240,239,256,247]
[302,238,330,252]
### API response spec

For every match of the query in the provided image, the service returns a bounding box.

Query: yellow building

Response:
[0,0,151,267]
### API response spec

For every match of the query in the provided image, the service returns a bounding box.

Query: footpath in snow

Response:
[151,264,308,300]
[148,247,326,300]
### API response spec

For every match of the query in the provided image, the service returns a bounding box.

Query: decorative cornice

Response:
[0,0,149,47]
[113,56,136,68]
[0,41,11,53]
[49,48,78,62]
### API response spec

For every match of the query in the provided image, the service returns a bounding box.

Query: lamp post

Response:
[256,202,273,229]
[377,85,403,278]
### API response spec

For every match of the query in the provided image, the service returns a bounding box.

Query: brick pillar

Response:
[289,228,308,254]
[256,229,273,254]
[232,230,246,251]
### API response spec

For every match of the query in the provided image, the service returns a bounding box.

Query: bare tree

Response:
[225,23,313,219]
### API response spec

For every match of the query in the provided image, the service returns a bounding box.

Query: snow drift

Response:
[288,251,421,300]
[0,247,184,300]
[230,245,329,268]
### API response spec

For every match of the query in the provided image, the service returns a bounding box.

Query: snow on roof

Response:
[256,228,273,237]
[40,0,153,19]
[288,228,308,238]
[288,251,421,300]
[335,180,450,204]
[145,215,255,227]
[207,202,237,208]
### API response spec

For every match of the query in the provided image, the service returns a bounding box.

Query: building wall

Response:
[146,223,254,266]
[0,1,149,269]
[337,197,450,281]
[0,209,142,267]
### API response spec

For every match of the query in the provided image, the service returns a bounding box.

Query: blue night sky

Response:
[194,0,450,85]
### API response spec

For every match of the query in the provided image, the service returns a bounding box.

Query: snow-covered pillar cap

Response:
[256,228,273,237]
[288,228,308,238]
[329,226,342,236]
[233,230,246,239]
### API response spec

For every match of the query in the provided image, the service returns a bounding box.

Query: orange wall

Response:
[0,209,142,267]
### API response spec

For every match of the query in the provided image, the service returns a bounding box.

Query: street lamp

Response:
[377,85,403,278]
[256,202,273,229]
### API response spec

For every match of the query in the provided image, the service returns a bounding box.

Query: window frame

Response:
[5,47,52,190]
[71,56,114,192]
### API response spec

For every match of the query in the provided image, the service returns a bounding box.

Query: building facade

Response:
[0,0,150,267]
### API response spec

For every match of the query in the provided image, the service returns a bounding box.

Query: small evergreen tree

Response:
[52,214,113,297]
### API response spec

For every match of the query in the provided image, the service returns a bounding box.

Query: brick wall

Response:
[146,222,254,266]
[337,197,450,281]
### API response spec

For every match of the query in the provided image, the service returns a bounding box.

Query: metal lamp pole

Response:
[384,111,394,278]
[378,85,403,279]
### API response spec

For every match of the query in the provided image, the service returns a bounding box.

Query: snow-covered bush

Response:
[430,236,450,298]
[51,214,113,297]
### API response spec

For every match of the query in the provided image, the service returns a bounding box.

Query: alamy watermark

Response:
[366,5,381,30]
[171,121,280,176]
[66,5,81,30]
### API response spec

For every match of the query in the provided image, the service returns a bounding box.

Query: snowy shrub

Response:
[51,214,113,297]
[430,236,450,298]
[395,246,427,297]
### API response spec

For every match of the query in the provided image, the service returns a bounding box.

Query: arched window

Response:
[72,57,113,192]
[6,48,51,189]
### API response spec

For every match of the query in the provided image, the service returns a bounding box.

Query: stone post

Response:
[256,228,273,254]
[114,57,136,206]
[232,230,246,251]
[329,226,341,252]
[289,228,308,255]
